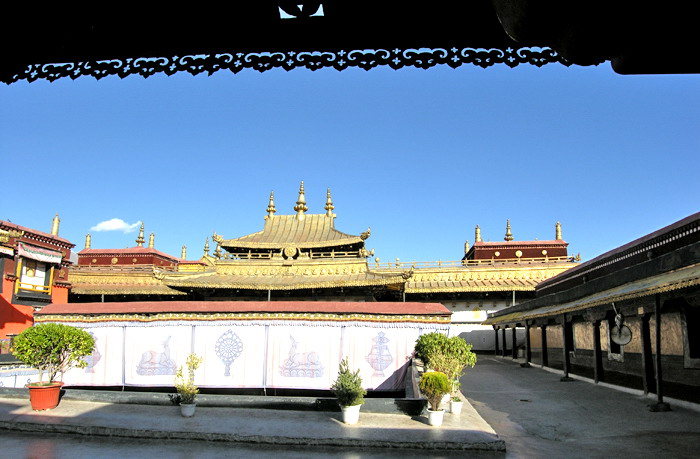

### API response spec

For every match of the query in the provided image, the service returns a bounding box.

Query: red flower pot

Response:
[27,382,64,411]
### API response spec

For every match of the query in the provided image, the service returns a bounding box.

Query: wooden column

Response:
[501,327,508,357]
[494,327,500,356]
[593,320,603,383]
[521,321,532,368]
[641,313,654,395]
[561,319,573,381]
[541,325,548,367]
[512,326,518,359]
[650,294,670,411]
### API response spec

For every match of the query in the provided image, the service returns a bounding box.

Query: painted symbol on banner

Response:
[215,330,244,376]
[280,335,323,378]
[136,336,177,376]
[366,331,393,377]
[84,332,101,373]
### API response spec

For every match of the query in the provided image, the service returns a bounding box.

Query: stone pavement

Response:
[0,392,505,453]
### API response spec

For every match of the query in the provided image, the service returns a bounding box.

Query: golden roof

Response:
[219,213,363,250]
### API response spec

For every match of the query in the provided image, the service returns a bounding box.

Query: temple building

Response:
[485,212,700,405]
[68,182,579,348]
[0,216,74,338]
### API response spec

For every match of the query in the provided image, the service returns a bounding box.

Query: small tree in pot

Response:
[418,371,451,426]
[174,353,203,417]
[13,323,95,410]
[331,357,366,424]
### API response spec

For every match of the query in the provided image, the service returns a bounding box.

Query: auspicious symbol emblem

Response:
[366,332,393,377]
[283,245,298,259]
[136,336,177,376]
[84,332,101,373]
[216,330,243,376]
[111,257,118,264]
[280,335,323,378]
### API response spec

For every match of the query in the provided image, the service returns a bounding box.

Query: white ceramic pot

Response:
[340,404,361,424]
[427,409,444,427]
[450,400,463,415]
[180,403,196,417]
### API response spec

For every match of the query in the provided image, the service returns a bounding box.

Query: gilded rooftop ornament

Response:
[293,181,308,220]
[148,233,155,249]
[181,245,187,259]
[203,237,210,256]
[475,225,482,243]
[556,221,563,241]
[136,223,145,247]
[504,220,514,241]
[360,227,371,240]
[325,188,335,218]
[85,233,91,249]
[464,239,470,254]
[266,191,277,218]
[51,213,60,236]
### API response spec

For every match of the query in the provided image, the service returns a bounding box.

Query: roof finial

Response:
[325,188,335,217]
[266,191,276,218]
[203,237,210,256]
[51,213,60,236]
[136,223,145,247]
[475,225,482,243]
[181,245,187,259]
[85,233,91,249]
[293,181,308,220]
[148,232,155,248]
[555,221,563,241]
[464,239,470,254]
[504,220,514,241]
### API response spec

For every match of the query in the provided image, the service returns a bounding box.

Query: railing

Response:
[221,250,362,260]
[372,256,576,269]
[16,281,50,294]
[70,265,179,273]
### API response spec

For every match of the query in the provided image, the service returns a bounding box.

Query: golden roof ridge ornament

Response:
[51,213,60,236]
[181,245,187,259]
[293,181,308,220]
[464,239,470,254]
[266,191,277,219]
[85,233,91,249]
[136,223,145,247]
[203,237,210,256]
[325,188,335,218]
[504,220,514,241]
[475,225,482,243]
[148,232,155,249]
[556,221,563,241]
[360,227,371,240]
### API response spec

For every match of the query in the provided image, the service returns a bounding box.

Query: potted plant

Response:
[13,323,95,410]
[418,371,451,426]
[174,353,203,417]
[415,333,477,414]
[331,357,366,424]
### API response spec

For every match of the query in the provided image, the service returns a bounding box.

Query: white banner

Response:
[124,326,192,386]
[63,327,124,386]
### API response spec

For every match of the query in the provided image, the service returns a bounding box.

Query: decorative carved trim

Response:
[7,46,565,84]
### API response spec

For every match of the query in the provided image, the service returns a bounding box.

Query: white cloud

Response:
[90,218,141,233]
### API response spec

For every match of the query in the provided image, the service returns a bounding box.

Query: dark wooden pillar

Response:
[641,313,654,395]
[512,326,518,359]
[494,327,500,356]
[650,294,670,411]
[524,321,532,366]
[593,320,603,383]
[561,319,573,381]
[541,325,548,367]
[501,327,508,357]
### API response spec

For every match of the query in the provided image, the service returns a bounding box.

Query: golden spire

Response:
[293,181,308,220]
[51,213,60,236]
[148,232,155,249]
[136,223,145,247]
[325,188,335,217]
[475,225,482,243]
[555,221,563,240]
[181,245,187,259]
[266,191,276,218]
[85,233,91,249]
[464,239,470,254]
[203,237,210,256]
[504,220,514,241]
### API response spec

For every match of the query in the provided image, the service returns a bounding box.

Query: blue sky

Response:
[1,64,698,263]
